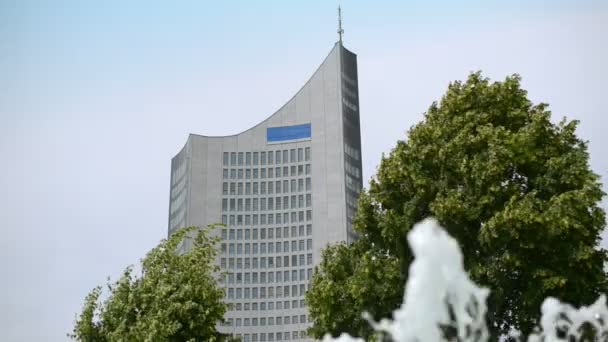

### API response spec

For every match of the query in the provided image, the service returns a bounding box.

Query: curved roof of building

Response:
[187,41,352,139]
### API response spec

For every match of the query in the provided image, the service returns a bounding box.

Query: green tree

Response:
[307,72,607,339]
[70,226,229,341]
[306,238,403,339]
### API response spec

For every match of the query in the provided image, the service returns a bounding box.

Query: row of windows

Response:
[219,254,313,268]
[226,283,310,300]
[221,211,313,225]
[345,174,361,193]
[222,194,312,211]
[223,268,313,285]
[345,160,361,180]
[220,240,313,256]
[222,225,312,241]
[223,148,311,167]
[222,178,312,196]
[344,143,360,161]
[223,165,311,180]
[171,161,187,187]
[226,315,308,327]
[227,298,308,313]
[228,330,308,342]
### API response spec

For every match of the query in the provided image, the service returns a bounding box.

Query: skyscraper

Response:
[168,39,362,341]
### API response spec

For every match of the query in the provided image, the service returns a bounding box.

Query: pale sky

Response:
[1,1,607,341]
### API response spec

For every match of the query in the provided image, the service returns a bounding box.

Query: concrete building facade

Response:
[168,41,362,341]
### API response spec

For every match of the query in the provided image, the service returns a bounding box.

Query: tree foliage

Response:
[307,72,607,339]
[70,226,228,342]
[306,239,403,339]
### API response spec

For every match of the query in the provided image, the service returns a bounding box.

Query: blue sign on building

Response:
[267,123,311,143]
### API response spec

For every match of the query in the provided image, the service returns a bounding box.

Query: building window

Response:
[223,152,229,166]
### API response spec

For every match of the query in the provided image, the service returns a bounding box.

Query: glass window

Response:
[306,164,311,175]
[230,152,237,165]
[305,147,310,161]
[268,151,273,164]
[261,152,266,165]
[223,152,229,166]
[297,148,303,162]
[223,168,229,179]
[290,149,296,163]
[283,150,288,164]
[275,150,281,163]
[261,168,266,179]
[238,152,244,165]
[306,178,311,191]
[253,152,259,165]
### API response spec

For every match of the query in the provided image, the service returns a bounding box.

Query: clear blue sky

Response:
[1,1,607,340]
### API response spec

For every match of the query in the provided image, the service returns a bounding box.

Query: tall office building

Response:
[168,40,362,341]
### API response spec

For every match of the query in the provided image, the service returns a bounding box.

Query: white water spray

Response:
[323,218,608,342]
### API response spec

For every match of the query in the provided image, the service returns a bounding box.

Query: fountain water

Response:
[322,218,608,342]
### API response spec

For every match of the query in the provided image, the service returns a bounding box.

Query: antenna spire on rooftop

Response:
[337,5,344,42]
